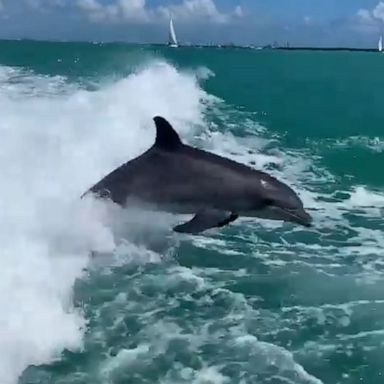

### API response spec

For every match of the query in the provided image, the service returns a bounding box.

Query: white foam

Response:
[335,136,384,153]
[193,367,229,384]
[234,337,323,384]
[0,60,209,384]
[100,344,150,380]
[194,66,216,81]
[347,186,384,208]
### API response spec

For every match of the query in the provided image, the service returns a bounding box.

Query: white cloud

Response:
[233,5,243,18]
[357,2,384,24]
[25,0,65,10]
[372,1,384,21]
[76,0,101,12]
[355,2,384,34]
[25,0,42,8]
[119,0,149,21]
[76,0,150,22]
[357,9,372,23]
[158,0,240,24]
[303,16,312,26]
[76,0,242,24]
[76,0,118,22]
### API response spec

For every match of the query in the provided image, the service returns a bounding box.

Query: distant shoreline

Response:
[172,46,380,52]
[275,47,379,52]
[0,39,381,52]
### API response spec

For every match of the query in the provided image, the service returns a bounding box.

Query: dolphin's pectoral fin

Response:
[173,210,238,234]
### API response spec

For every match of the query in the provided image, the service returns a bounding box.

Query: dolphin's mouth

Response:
[278,206,313,227]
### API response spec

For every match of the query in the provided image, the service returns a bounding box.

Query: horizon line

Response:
[0,37,381,51]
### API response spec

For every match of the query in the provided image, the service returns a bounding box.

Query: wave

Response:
[0,60,211,384]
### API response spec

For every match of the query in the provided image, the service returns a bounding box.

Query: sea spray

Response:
[0,60,209,384]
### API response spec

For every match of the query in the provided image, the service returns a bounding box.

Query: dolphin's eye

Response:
[263,198,274,206]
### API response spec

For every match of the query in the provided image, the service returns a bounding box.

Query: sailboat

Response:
[168,17,178,48]
[378,35,383,52]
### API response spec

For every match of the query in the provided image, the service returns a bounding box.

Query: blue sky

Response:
[0,0,384,47]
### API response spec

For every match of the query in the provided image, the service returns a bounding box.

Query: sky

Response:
[0,0,384,47]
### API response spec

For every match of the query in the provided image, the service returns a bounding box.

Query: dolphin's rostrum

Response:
[83,116,312,234]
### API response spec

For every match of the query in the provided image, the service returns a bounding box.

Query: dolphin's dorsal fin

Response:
[153,116,182,151]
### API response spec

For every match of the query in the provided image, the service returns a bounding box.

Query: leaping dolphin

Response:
[83,116,312,234]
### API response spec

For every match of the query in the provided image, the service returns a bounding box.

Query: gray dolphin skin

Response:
[83,116,312,234]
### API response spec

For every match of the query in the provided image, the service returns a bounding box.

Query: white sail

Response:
[168,18,178,48]
[379,35,383,52]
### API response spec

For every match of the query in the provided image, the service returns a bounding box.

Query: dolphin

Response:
[83,116,312,234]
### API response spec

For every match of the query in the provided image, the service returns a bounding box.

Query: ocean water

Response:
[0,40,384,384]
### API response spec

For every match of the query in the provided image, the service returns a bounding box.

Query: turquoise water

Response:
[0,40,384,384]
